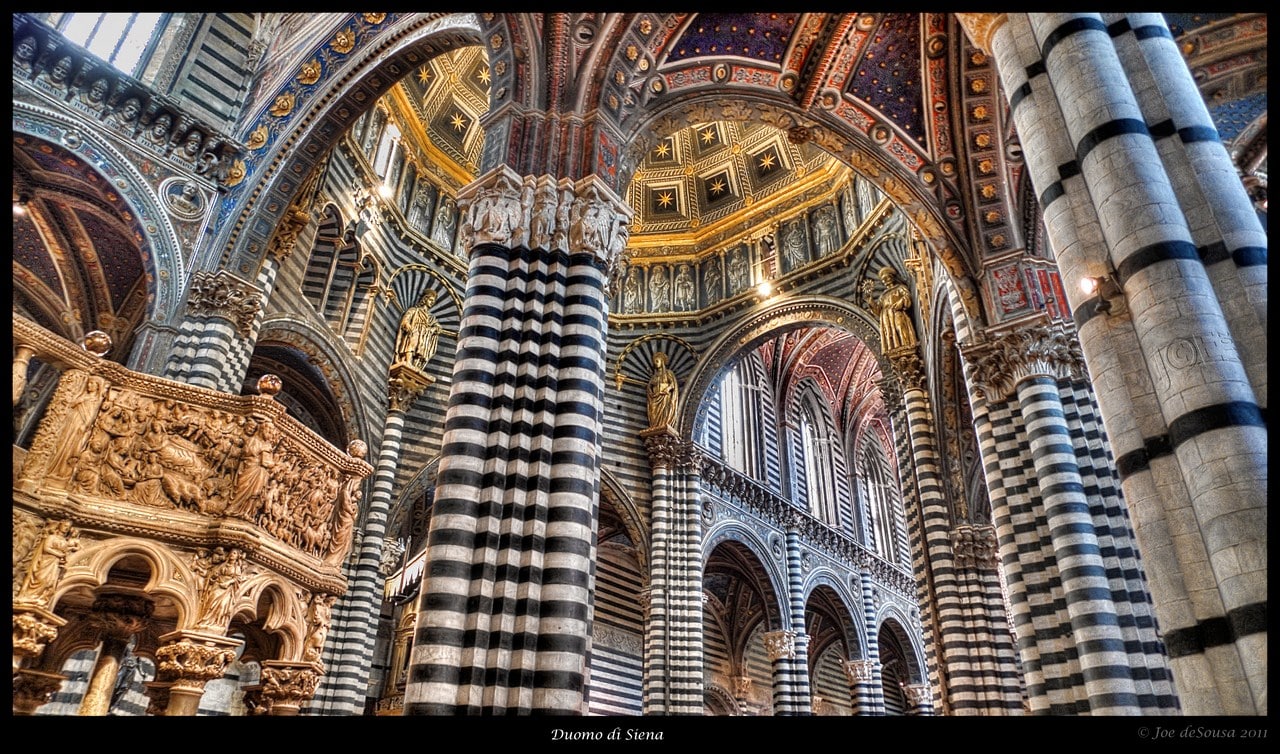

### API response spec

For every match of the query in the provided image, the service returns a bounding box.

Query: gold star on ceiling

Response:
[758,153,777,170]
[654,141,671,158]
[417,66,431,84]
[449,112,468,131]
[656,191,675,208]
[700,127,716,145]
[476,66,491,85]
[708,178,727,195]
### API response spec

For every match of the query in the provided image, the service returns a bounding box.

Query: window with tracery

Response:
[46,13,166,76]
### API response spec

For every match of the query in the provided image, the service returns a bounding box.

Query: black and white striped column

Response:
[310,374,422,714]
[855,568,886,715]
[403,170,629,714]
[842,658,878,715]
[763,630,803,715]
[974,12,1266,715]
[783,524,812,714]
[640,432,705,714]
[1108,13,1267,404]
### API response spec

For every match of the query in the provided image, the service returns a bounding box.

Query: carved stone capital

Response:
[268,201,312,262]
[570,175,632,272]
[902,682,932,708]
[732,675,753,699]
[260,660,322,710]
[143,680,173,716]
[86,591,154,641]
[877,375,904,415]
[12,668,67,715]
[843,658,877,685]
[154,631,242,691]
[885,345,926,390]
[961,319,1086,402]
[763,630,797,662]
[640,426,682,468]
[186,270,262,338]
[12,606,66,662]
[951,524,999,571]
[954,13,1009,55]
[457,165,529,249]
[388,365,433,413]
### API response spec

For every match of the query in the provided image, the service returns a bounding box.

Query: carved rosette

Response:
[154,633,241,691]
[763,630,797,662]
[12,606,66,661]
[12,668,67,715]
[186,270,263,338]
[954,13,1009,55]
[842,658,876,685]
[961,320,1087,402]
[885,346,926,391]
[260,661,322,709]
[951,524,999,571]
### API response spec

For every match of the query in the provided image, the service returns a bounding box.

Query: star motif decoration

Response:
[654,141,671,158]
[700,127,717,145]
[417,66,431,84]
[449,112,468,132]
[708,178,727,195]
[477,66,491,85]
[758,153,777,170]
[656,191,675,208]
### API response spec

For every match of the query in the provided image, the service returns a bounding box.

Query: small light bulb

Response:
[757,281,773,297]
[1079,276,1099,296]
[379,184,395,200]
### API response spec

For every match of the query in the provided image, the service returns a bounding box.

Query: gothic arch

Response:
[54,537,196,628]
[600,465,650,570]
[876,606,927,685]
[12,107,183,334]
[801,569,866,659]
[702,522,788,632]
[205,14,484,278]
[682,294,880,437]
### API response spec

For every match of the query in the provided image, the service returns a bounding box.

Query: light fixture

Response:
[1080,268,1125,316]
[13,192,30,217]
[757,280,774,297]
[378,183,395,200]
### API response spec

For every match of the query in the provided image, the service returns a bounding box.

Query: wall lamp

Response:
[1079,268,1125,316]
[13,192,31,217]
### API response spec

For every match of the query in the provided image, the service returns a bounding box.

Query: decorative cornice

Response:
[960,319,1086,402]
[186,270,263,338]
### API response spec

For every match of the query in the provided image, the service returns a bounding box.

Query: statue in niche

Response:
[622,267,641,313]
[841,184,859,235]
[674,264,695,311]
[650,265,671,312]
[782,221,807,270]
[862,266,917,352]
[646,351,679,431]
[812,205,840,256]
[431,196,457,250]
[14,36,38,71]
[704,259,722,302]
[728,247,749,292]
[106,97,143,131]
[43,55,74,92]
[193,547,247,629]
[80,77,111,114]
[395,289,442,372]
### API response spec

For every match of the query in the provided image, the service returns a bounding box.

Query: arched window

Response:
[373,121,402,180]
[799,396,838,525]
[858,429,907,567]
[719,359,764,478]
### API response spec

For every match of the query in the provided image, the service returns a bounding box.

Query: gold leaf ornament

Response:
[298,59,322,86]
[246,125,270,151]
[333,27,356,54]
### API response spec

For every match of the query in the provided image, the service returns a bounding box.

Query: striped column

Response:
[884,349,950,715]
[950,524,1023,714]
[842,658,878,716]
[162,177,319,393]
[783,524,812,714]
[310,373,423,714]
[404,169,629,714]
[1018,373,1140,714]
[975,13,1266,715]
[1109,13,1267,404]
[763,630,801,715]
[903,683,933,715]
[856,568,886,715]
[641,430,675,714]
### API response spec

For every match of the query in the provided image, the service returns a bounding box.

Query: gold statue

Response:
[646,351,679,430]
[863,266,917,352]
[395,289,443,372]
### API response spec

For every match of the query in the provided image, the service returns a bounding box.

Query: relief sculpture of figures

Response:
[193,546,248,629]
[813,205,840,257]
[46,373,108,480]
[646,352,679,431]
[394,289,442,373]
[862,266,918,352]
[226,417,279,520]
[324,479,361,566]
[16,519,81,607]
[728,248,749,293]
[650,265,671,313]
[674,264,695,311]
[623,267,641,314]
[303,593,338,664]
[782,221,807,271]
